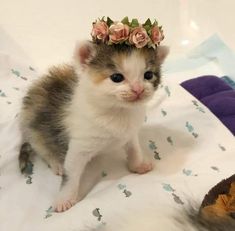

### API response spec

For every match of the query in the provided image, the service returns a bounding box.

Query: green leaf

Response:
[121,16,130,25]
[130,18,139,27]
[153,19,158,26]
[143,25,151,33]
[148,40,155,49]
[107,17,114,27]
[144,18,152,27]
[148,28,153,35]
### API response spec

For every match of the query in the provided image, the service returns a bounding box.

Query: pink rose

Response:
[151,26,164,44]
[91,20,109,42]
[109,22,130,43]
[129,27,150,48]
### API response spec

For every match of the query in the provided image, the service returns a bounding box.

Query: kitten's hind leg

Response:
[29,136,64,176]
[125,136,154,174]
[19,141,63,175]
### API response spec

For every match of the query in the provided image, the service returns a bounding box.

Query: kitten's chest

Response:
[95,108,144,138]
[90,114,141,149]
[68,106,145,143]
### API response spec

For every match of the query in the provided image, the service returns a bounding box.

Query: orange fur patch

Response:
[88,69,110,84]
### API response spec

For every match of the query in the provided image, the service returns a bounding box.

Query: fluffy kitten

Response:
[18,41,169,212]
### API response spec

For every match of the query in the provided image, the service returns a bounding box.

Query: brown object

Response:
[200,174,235,221]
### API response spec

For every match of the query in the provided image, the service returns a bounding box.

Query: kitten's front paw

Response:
[128,161,154,174]
[53,193,78,212]
[54,198,77,213]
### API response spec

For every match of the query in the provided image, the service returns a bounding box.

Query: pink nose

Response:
[131,83,144,96]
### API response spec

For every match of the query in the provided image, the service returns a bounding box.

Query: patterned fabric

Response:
[0,40,234,231]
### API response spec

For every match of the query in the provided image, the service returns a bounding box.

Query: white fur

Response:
[53,44,157,212]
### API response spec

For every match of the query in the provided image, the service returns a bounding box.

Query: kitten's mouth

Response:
[123,94,148,103]
[118,91,152,104]
[127,95,142,102]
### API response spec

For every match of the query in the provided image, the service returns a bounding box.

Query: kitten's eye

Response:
[144,71,154,80]
[110,73,124,83]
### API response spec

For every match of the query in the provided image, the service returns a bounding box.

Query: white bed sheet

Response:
[0,33,235,231]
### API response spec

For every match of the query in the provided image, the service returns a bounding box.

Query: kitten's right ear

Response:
[156,46,170,64]
[74,41,96,68]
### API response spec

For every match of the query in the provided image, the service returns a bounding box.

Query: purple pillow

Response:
[181,75,233,99]
[181,76,235,135]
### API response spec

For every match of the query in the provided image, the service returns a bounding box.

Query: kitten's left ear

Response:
[74,41,96,69]
[156,46,170,64]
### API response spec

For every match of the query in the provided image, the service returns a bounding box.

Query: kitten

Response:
[18,41,169,212]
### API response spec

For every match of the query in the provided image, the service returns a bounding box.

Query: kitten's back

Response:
[19,65,78,172]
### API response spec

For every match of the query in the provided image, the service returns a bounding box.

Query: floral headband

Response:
[91,17,164,49]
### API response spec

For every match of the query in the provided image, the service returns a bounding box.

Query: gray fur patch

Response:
[21,65,77,164]
[19,142,35,173]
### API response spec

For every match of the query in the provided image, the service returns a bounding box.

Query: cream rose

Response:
[109,22,130,43]
[91,20,109,42]
[151,26,164,44]
[129,27,150,48]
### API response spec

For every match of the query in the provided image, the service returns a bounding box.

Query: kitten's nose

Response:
[131,83,144,96]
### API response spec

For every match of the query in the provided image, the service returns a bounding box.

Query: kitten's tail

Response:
[19,142,34,173]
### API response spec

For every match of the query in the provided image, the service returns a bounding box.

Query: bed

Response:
[0,33,235,231]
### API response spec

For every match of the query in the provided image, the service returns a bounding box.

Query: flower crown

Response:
[91,17,164,49]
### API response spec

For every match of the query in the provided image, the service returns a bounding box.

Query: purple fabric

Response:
[181,75,235,135]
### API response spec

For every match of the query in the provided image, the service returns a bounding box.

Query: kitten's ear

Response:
[156,46,169,64]
[74,41,96,68]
